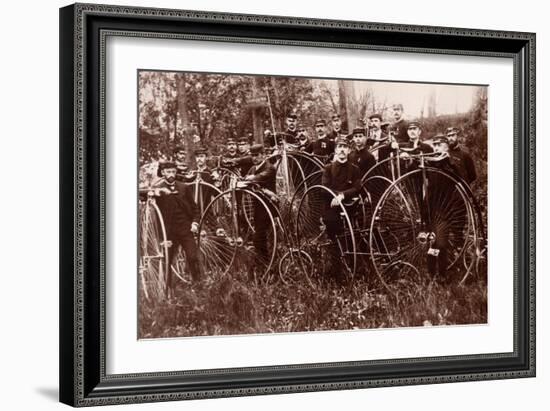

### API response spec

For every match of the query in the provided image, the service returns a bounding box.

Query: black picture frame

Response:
[59,3,536,407]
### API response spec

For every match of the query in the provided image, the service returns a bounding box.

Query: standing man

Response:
[243,144,277,279]
[446,127,477,185]
[266,113,299,147]
[237,137,250,157]
[391,103,410,144]
[166,145,191,182]
[236,137,254,176]
[175,145,195,183]
[152,161,202,293]
[296,124,310,151]
[189,147,216,212]
[188,147,212,183]
[221,137,240,173]
[426,134,469,283]
[401,121,433,155]
[349,127,376,177]
[224,138,239,161]
[328,113,347,142]
[321,137,362,284]
[283,113,298,144]
[306,119,335,162]
[367,114,386,142]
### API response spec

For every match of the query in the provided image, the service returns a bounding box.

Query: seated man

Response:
[321,137,361,285]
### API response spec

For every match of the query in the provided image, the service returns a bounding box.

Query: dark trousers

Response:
[253,204,270,268]
[323,217,346,284]
[166,232,201,290]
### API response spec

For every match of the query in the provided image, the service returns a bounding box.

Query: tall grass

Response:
[138,269,487,339]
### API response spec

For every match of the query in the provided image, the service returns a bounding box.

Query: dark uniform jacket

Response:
[247,161,277,192]
[223,152,239,162]
[190,166,214,185]
[321,160,362,201]
[297,138,310,151]
[153,180,199,239]
[306,136,335,158]
[349,147,376,177]
[368,130,390,160]
[448,145,477,185]
[392,118,410,144]
[174,161,193,183]
[235,155,254,177]
[221,152,240,174]
[265,130,297,147]
[283,129,298,145]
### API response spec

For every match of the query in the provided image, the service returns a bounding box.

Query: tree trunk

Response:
[251,76,264,144]
[338,80,352,131]
[176,73,193,164]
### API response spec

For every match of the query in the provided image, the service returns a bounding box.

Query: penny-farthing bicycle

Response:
[294,184,360,284]
[269,141,324,222]
[171,170,223,285]
[368,153,486,295]
[138,189,170,301]
[197,170,312,287]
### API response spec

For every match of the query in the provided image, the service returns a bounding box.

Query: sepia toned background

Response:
[138,71,488,338]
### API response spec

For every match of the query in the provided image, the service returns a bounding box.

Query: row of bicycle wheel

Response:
[139,152,487,301]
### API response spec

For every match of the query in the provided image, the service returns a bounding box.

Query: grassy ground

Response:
[138,268,487,339]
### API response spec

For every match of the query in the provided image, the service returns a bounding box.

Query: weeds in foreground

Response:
[138,270,487,338]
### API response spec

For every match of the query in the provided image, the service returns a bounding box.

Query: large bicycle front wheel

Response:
[138,199,170,301]
[197,191,239,279]
[295,185,357,284]
[369,167,474,292]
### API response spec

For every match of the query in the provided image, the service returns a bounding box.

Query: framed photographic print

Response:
[59,2,535,407]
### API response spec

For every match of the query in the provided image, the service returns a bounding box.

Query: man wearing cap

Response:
[266,114,299,147]
[235,137,254,176]
[224,138,239,160]
[402,121,433,155]
[327,114,347,143]
[189,147,213,184]
[296,125,311,151]
[221,137,241,173]
[237,137,250,156]
[426,133,467,282]
[446,127,477,185]
[169,145,192,182]
[150,161,202,292]
[305,119,335,161]
[367,114,386,142]
[283,113,298,144]
[242,144,277,278]
[321,137,362,284]
[349,127,376,176]
[391,103,410,144]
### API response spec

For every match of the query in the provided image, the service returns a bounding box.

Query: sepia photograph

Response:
[137,70,488,339]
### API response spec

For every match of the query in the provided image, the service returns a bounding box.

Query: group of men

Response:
[146,103,477,289]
